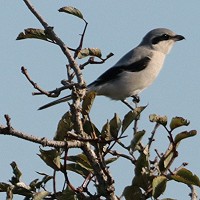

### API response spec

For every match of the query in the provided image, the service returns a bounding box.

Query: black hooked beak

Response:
[173,34,185,41]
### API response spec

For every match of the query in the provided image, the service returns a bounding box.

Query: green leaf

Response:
[38,149,61,170]
[174,130,197,144]
[83,120,101,137]
[67,154,93,178]
[170,116,190,131]
[54,111,73,141]
[82,91,96,116]
[159,144,174,172]
[122,111,135,133]
[130,130,145,152]
[78,48,102,59]
[67,154,92,171]
[57,186,76,200]
[132,173,153,191]
[101,120,112,141]
[67,163,91,178]
[58,6,84,20]
[105,157,118,165]
[135,152,149,176]
[33,191,50,200]
[134,105,147,114]
[16,28,50,41]
[10,162,22,184]
[109,113,121,138]
[171,168,200,187]
[149,114,167,126]
[152,176,167,198]
[34,173,53,189]
[122,185,143,200]
[29,179,39,191]
[122,106,147,134]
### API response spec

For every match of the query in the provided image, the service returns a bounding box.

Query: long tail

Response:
[38,95,72,110]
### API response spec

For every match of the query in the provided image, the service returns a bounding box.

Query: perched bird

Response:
[39,28,185,110]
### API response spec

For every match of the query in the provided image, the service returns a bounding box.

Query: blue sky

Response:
[1,1,200,199]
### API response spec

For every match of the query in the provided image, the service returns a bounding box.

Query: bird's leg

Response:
[121,100,134,110]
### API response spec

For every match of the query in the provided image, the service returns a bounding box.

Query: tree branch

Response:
[0,124,83,148]
[22,0,84,87]
[188,185,198,200]
[81,143,117,200]
[21,66,80,97]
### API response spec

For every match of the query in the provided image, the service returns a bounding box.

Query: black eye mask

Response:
[152,34,171,45]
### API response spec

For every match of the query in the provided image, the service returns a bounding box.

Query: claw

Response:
[131,95,140,103]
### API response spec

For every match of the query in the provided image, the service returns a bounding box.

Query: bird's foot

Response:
[131,95,140,104]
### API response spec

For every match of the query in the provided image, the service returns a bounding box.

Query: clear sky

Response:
[1,1,200,199]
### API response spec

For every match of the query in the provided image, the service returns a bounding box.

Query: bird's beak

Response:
[173,34,185,41]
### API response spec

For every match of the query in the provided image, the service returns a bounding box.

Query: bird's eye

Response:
[162,34,170,40]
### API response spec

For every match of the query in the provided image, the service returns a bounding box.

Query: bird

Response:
[38,28,185,110]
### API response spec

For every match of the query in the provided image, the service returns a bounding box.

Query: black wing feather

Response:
[89,56,151,86]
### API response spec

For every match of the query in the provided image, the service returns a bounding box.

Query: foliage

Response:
[0,1,199,200]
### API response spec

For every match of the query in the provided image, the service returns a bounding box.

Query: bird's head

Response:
[140,28,185,54]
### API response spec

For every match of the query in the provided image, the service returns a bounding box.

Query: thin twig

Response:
[21,66,50,96]
[173,162,188,174]
[74,20,88,59]
[148,123,160,149]
[4,114,12,130]
[80,52,114,70]
[62,148,77,192]
[67,132,127,143]
[109,150,136,164]
[53,170,56,195]
[81,173,94,189]
[70,52,114,81]
[23,0,84,86]
[23,0,48,28]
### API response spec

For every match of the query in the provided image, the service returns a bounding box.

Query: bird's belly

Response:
[92,52,165,100]
[96,57,165,100]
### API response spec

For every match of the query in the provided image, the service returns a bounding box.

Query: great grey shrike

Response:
[39,28,185,110]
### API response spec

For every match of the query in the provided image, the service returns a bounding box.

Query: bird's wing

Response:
[89,56,151,87]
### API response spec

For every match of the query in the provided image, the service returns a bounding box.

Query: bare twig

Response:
[154,149,162,159]
[67,132,126,143]
[32,84,77,97]
[23,0,84,86]
[62,148,78,192]
[4,114,12,130]
[69,52,114,82]
[109,150,136,164]
[80,52,114,70]
[21,66,50,96]
[81,172,94,189]
[0,124,83,148]
[81,143,117,200]
[173,162,188,174]
[74,20,88,59]
[148,123,160,149]
[53,170,57,195]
